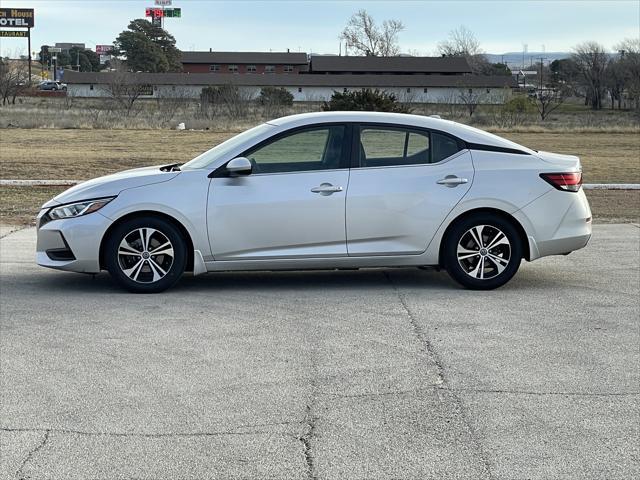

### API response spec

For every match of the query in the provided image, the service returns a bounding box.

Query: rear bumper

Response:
[515,188,592,260]
[36,209,112,273]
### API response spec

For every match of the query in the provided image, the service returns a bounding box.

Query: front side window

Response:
[247,65,256,73]
[243,126,346,174]
[358,126,460,167]
[283,65,294,73]
[265,65,275,73]
[228,64,238,73]
[210,64,220,72]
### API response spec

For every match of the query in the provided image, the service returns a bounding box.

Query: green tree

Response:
[68,47,101,72]
[322,88,410,112]
[113,19,182,72]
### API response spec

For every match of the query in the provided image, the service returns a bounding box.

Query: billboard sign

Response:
[145,7,181,18]
[0,8,35,28]
[0,30,29,37]
[95,44,112,55]
[155,0,172,5]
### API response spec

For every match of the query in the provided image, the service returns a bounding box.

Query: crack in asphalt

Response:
[1,421,296,439]
[298,404,318,480]
[0,225,30,240]
[15,429,49,480]
[383,271,495,480]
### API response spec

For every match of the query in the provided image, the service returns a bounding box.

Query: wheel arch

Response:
[99,210,195,271]
[438,207,531,265]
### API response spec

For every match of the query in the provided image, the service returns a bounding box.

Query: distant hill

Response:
[485,52,571,69]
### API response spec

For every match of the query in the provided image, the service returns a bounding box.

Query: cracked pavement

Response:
[1,224,638,479]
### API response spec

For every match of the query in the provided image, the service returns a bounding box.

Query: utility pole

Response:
[538,56,546,91]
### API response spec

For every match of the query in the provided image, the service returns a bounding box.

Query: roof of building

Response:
[63,70,516,88]
[180,51,309,65]
[310,55,472,74]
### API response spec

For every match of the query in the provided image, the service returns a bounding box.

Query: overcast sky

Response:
[1,0,638,57]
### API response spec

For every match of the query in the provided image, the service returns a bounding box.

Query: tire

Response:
[443,213,522,290]
[104,217,187,293]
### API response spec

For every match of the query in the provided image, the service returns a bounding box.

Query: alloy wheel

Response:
[456,224,511,280]
[117,228,175,283]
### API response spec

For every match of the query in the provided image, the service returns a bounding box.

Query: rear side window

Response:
[432,132,461,163]
[357,126,461,167]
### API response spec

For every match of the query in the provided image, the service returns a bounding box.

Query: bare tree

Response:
[0,58,30,105]
[438,26,488,73]
[457,88,486,117]
[340,10,404,56]
[615,38,640,110]
[533,86,568,121]
[100,70,149,117]
[572,42,609,110]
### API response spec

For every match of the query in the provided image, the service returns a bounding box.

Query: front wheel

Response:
[104,217,187,293]
[443,214,522,290]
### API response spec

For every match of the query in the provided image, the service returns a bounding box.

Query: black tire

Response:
[104,217,187,293]
[443,213,522,290]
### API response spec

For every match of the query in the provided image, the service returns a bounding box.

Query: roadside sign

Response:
[0,8,35,28]
[155,0,172,5]
[146,7,181,18]
[0,30,29,37]
[49,47,62,53]
[95,44,112,54]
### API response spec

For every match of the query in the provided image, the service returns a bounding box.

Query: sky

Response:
[0,0,638,57]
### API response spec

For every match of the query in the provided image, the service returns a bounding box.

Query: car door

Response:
[208,124,351,260]
[346,124,474,256]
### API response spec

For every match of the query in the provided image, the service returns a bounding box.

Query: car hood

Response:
[42,165,180,208]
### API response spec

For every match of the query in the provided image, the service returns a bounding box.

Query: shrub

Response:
[322,88,410,113]
[258,87,293,107]
[502,95,536,114]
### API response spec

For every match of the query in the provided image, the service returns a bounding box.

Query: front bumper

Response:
[36,208,113,274]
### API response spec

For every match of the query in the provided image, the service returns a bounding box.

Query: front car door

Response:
[346,124,474,256]
[208,124,350,260]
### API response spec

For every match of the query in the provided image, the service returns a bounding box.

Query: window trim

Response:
[211,123,352,177]
[350,123,466,169]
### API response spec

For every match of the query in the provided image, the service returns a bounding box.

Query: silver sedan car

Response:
[36,112,592,293]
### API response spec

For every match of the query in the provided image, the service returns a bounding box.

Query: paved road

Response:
[1,224,638,479]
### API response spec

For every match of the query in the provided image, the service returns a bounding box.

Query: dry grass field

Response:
[1,128,638,225]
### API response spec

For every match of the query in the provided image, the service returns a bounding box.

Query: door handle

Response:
[437,175,468,187]
[311,183,343,195]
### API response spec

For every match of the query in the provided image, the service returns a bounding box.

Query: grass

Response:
[1,128,638,183]
[1,127,638,225]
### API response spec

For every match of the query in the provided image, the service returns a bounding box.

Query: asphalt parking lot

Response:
[1,224,638,479]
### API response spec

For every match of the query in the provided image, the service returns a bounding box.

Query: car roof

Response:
[267,111,534,153]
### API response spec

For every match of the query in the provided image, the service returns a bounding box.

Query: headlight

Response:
[47,197,115,221]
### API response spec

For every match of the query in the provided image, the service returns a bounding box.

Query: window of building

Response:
[468,88,473,94]
[242,126,347,174]
[247,65,257,73]
[406,88,411,93]
[423,88,428,93]
[486,88,490,94]
[298,87,302,93]
[209,64,220,72]
[265,65,275,73]
[228,65,238,73]
[343,88,348,93]
[283,65,294,73]
[89,84,94,90]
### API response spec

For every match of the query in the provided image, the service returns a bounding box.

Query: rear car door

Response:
[346,124,474,256]
[208,124,351,260]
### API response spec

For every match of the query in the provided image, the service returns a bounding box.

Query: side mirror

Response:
[226,157,252,176]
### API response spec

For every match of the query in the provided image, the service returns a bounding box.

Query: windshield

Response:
[181,123,275,170]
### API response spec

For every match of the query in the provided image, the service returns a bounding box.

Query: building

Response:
[54,42,86,53]
[63,69,516,104]
[180,51,309,74]
[309,55,472,75]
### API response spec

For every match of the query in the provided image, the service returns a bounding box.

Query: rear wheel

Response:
[104,217,187,293]
[443,213,522,290]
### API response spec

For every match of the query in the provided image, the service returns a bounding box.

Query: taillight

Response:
[540,172,582,192]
